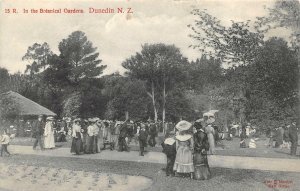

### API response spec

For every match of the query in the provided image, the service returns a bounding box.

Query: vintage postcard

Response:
[0,0,299,190]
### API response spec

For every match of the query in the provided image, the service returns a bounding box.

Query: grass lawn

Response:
[1,154,300,191]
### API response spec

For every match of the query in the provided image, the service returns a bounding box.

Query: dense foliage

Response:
[0,1,298,130]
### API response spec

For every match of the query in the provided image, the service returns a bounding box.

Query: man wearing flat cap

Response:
[32,115,45,150]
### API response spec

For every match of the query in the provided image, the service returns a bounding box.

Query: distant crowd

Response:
[28,116,175,155]
[1,113,299,180]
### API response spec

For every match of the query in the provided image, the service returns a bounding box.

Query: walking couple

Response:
[32,115,55,150]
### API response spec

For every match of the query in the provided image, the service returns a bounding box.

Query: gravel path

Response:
[7,145,300,172]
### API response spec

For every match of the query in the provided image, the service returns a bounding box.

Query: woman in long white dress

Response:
[44,117,55,149]
[173,120,194,179]
[205,116,216,154]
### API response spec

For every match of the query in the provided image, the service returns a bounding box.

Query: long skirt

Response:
[173,146,194,173]
[82,133,87,151]
[85,135,90,153]
[70,137,83,155]
[85,135,98,153]
[193,152,210,180]
[89,136,98,153]
[207,133,215,154]
[44,134,55,149]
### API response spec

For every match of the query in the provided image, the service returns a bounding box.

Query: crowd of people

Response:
[28,115,166,156]
[0,113,298,180]
[266,122,299,156]
[0,113,219,179]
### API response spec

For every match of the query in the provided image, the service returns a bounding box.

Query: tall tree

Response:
[42,31,107,117]
[188,9,264,67]
[22,42,53,75]
[58,31,106,85]
[252,37,298,116]
[122,43,188,124]
[0,67,10,93]
[188,9,265,123]
[255,0,300,126]
[255,0,299,49]
[188,55,223,92]
[102,74,149,120]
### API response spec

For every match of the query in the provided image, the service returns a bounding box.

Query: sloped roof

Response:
[0,91,56,116]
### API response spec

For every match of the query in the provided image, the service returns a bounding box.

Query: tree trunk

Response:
[146,80,158,122]
[224,109,228,130]
[297,52,300,134]
[162,78,166,135]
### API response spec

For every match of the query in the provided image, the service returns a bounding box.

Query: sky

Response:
[0,0,291,75]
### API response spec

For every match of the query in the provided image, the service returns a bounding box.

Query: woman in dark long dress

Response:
[70,119,84,155]
[193,122,211,180]
[240,125,247,148]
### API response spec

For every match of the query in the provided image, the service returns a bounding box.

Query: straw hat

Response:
[206,116,215,124]
[94,117,100,121]
[73,118,81,123]
[175,134,192,142]
[46,116,54,121]
[88,118,95,123]
[164,137,176,145]
[175,120,192,131]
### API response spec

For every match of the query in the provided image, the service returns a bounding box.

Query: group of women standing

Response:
[163,116,216,180]
[70,118,100,155]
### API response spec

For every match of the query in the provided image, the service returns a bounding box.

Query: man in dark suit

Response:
[32,115,45,150]
[118,120,129,152]
[148,122,157,147]
[138,123,148,156]
[289,122,298,156]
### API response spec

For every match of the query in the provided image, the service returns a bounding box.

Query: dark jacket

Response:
[139,129,148,141]
[283,128,290,142]
[149,124,157,136]
[161,140,176,158]
[32,120,44,138]
[194,130,209,153]
[119,123,128,138]
[289,126,298,143]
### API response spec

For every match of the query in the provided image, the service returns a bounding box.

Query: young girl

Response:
[161,131,176,176]
[1,129,11,157]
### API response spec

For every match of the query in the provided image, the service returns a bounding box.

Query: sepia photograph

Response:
[0,0,299,190]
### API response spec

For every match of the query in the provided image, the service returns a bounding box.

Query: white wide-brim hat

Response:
[176,134,192,142]
[175,120,192,131]
[88,118,96,123]
[46,116,54,121]
[73,118,81,123]
[206,116,215,124]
